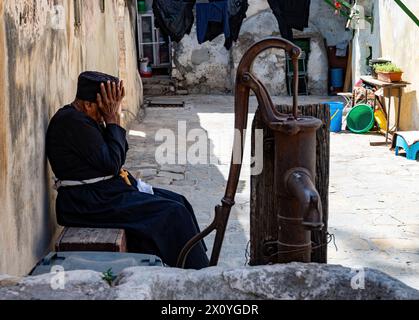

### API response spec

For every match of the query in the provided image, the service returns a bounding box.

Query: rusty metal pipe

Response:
[273,114,323,263]
[224,38,301,206]
[285,168,323,231]
[176,37,323,268]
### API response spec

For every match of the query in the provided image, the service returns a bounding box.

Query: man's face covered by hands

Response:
[96,80,125,125]
[75,71,125,125]
[79,101,103,123]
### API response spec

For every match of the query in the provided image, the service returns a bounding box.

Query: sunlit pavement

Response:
[125,95,419,289]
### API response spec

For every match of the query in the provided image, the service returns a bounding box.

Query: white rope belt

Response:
[54,175,114,190]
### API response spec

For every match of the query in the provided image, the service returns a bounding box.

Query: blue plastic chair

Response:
[395,136,419,160]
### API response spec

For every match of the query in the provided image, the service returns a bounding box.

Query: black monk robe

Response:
[46,105,209,269]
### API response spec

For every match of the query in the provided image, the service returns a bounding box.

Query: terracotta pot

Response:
[377,71,403,83]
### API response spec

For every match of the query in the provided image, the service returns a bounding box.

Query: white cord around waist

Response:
[53,175,114,190]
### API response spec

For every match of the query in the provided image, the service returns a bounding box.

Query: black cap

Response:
[76,71,119,102]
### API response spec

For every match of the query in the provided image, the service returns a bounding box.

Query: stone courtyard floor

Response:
[124,95,419,289]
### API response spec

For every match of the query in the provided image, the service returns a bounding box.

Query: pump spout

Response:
[285,168,324,230]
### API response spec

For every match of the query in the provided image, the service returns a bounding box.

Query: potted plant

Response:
[374,62,403,82]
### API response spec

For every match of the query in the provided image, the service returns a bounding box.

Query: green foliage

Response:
[374,62,403,73]
[102,268,117,285]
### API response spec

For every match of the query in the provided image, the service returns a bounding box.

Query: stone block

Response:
[3,263,415,300]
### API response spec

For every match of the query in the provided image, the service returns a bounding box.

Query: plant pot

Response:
[377,71,403,83]
[369,59,391,78]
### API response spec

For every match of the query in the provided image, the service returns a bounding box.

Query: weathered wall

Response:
[173,0,352,94]
[0,0,142,276]
[353,0,419,130]
[230,10,331,96]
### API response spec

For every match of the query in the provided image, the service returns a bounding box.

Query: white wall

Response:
[0,0,142,276]
[352,0,419,130]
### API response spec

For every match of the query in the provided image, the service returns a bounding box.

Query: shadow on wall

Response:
[0,0,142,276]
[1,7,60,277]
[369,0,418,131]
[0,1,6,197]
[399,90,418,131]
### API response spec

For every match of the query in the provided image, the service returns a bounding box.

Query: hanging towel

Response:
[268,0,311,41]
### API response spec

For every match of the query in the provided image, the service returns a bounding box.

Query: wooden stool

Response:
[55,227,127,252]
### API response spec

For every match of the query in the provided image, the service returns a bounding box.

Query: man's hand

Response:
[97,80,126,125]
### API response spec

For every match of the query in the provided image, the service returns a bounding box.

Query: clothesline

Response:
[152,0,311,50]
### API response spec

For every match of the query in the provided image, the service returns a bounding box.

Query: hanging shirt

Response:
[153,0,196,42]
[196,0,230,45]
[225,0,249,49]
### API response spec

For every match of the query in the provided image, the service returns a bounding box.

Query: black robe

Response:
[46,105,209,269]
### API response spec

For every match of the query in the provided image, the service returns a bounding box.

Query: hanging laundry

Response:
[196,0,248,49]
[268,0,311,41]
[196,0,230,45]
[153,0,196,42]
[225,0,249,49]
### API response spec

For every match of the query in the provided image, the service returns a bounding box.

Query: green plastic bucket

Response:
[346,104,375,134]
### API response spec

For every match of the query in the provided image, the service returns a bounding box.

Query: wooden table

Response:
[360,76,410,145]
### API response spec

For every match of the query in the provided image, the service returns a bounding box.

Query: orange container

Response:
[377,72,403,83]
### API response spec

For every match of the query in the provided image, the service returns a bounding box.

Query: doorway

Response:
[137,6,172,77]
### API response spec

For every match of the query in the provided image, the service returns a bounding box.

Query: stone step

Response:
[143,84,176,96]
[145,97,186,108]
[142,76,188,97]
[142,75,174,85]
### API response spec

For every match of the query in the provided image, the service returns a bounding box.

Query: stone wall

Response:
[173,0,352,94]
[1,263,419,300]
[352,0,419,130]
[0,0,143,276]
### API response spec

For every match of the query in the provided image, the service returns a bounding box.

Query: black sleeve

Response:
[67,118,129,176]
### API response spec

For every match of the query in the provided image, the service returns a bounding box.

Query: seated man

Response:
[46,71,209,269]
